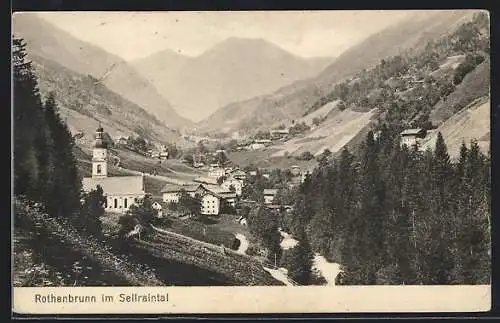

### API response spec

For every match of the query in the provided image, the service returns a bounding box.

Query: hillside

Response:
[130,37,333,121]
[12,12,192,129]
[420,96,490,159]
[195,10,476,135]
[29,53,186,147]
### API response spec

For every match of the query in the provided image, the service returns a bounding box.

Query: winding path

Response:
[235,233,249,255]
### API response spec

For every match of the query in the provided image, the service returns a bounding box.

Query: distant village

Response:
[81,125,313,223]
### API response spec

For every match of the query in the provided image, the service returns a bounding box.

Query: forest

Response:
[13,36,103,238]
[280,125,490,285]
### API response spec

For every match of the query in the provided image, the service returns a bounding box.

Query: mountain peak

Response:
[198,37,293,59]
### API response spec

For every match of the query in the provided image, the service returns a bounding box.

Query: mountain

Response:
[130,37,334,121]
[196,10,476,135]
[12,12,192,130]
[28,52,186,149]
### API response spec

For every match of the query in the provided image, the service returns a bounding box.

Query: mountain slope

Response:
[196,10,476,135]
[130,37,334,121]
[420,96,490,159]
[12,12,192,129]
[29,53,186,148]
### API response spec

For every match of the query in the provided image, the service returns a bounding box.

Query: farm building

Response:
[400,128,427,148]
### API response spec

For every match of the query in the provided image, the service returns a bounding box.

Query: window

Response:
[104,199,108,208]
[97,164,102,174]
[114,198,118,208]
[124,198,128,208]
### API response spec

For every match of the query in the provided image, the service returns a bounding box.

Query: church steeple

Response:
[92,123,108,178]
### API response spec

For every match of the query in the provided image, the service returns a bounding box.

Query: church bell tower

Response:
[92,123,108,178]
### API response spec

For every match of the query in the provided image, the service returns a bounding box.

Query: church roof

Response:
[82,176,145,195]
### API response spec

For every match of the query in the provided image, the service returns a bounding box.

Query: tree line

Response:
[14,36,105,238]
[283,124,490,285]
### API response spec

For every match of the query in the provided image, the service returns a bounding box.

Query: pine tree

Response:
[425,132,454,283]
[13,36,44,198]
[282,229,314,285]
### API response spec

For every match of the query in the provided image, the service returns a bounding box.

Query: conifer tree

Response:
[282,229,314,284]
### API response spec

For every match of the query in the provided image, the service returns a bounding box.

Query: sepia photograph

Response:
[11,9,491,314]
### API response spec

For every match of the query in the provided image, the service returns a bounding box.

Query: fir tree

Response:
[282,229,314,285]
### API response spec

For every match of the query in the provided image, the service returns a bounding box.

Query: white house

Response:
[160,184,205,203]
[201,190,222,215]
[400,128,427,148]
[208,168,225,178]
[220,176,243,196]
[82,125,146,214]
[231,169,247,181]
[263,189,279,205]
[290,165,301,176]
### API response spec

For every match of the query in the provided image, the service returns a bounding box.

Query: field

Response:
[132,229,283,286]
[271,108,377,157]
[156,216,239,249]
[228,149,318,170]
[420,96,490,159]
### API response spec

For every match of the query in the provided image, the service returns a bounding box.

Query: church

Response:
[82,125,146,213]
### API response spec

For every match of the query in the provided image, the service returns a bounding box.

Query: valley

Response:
[12,10,491,290]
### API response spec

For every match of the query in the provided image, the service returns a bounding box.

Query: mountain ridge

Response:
[195,10,477,135]
[129,37,335,121]
[12,12,192,129]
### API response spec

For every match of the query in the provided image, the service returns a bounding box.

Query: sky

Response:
[37,11,414,61]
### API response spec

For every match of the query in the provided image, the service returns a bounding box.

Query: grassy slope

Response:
[420,96,490,159]
[430,58,490,124]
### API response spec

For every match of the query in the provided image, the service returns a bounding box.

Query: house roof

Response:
[401,128,425,136]
[194,177,219,185]
[218,191,237,199]
[160,183,202,193]
[231,170,246,176]
[201,190,223,199]
[263,189,279,195]
[82,176,145,195]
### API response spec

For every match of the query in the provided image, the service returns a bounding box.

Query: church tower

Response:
[92,123,108,178]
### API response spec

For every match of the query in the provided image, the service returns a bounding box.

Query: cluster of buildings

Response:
[81,125,306,218]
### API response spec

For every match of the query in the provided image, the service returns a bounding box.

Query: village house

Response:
[161,184,205,204]
[200,190,223,215]
[290,165,301,176]
[248,139,272,150]
[270,129,289,139]
[114,135,129,146]
[82,125,146,213]
[220,176,243,196]
[217,191,237,207]
[263,189,279,205]
[400,128,427,148]
[231,169,247,182]
[208,167,225,178]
